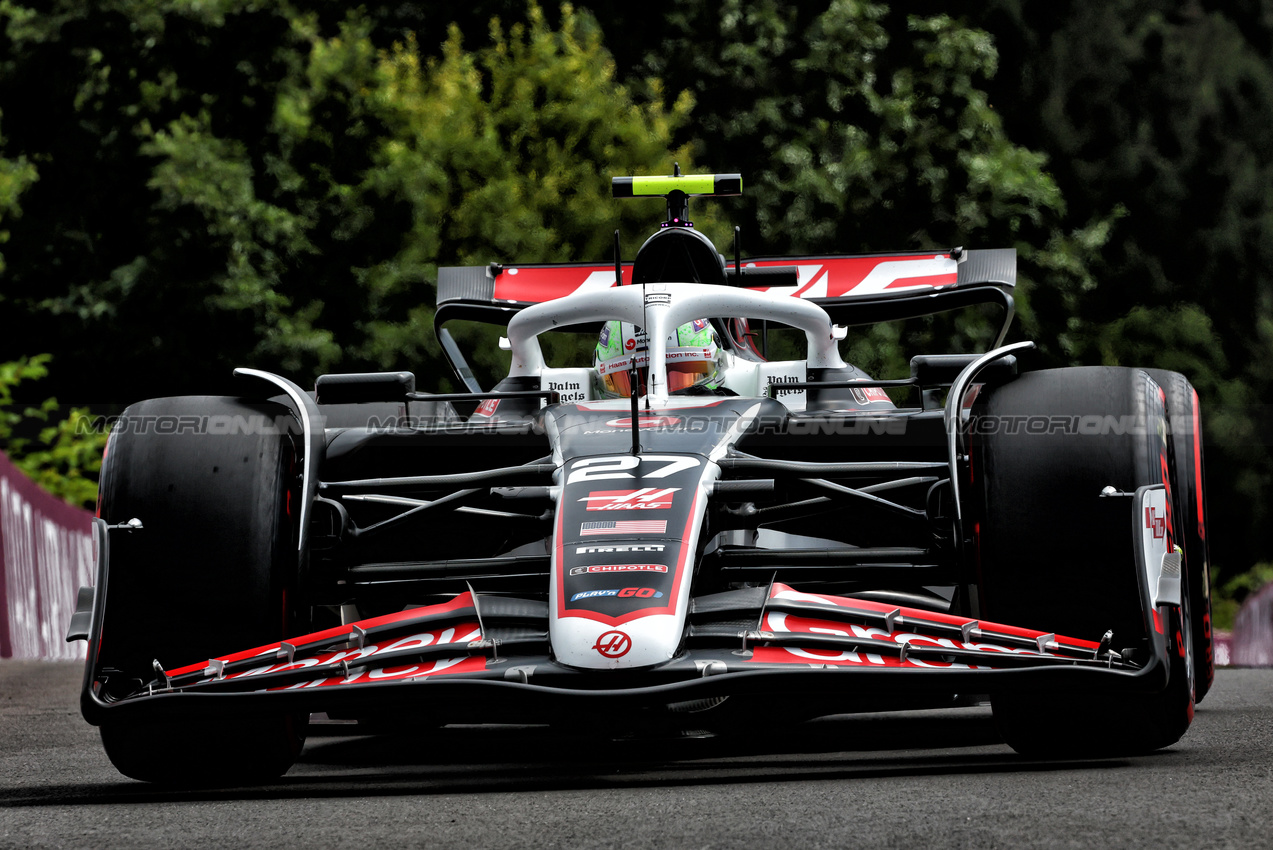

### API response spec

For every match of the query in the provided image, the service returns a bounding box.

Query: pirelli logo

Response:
[575,544,667,554]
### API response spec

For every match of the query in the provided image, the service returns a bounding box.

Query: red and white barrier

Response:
[1230,584,1273,667]
[1214,630,1233,668]
[0,451,95,660]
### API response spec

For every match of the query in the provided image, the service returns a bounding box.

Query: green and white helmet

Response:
[594,319,722,398]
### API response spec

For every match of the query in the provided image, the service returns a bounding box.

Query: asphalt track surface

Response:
[2,662,1271,849]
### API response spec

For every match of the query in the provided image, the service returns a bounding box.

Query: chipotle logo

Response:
[569,564,669,576]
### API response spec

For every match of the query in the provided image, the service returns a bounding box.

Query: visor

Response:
[598,356,717,402]
[601,360,713,397]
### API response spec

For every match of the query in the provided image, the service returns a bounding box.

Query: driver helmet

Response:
[594,319,723,398]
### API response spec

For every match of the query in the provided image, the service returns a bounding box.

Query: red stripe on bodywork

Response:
[751,611,1064,669]
[572,400,727,413]
[489,256,956,304]
[1193,388,1205,540]
[768,583,1100,650]
[749,257,955,298]
[751,645,913,667]
[553,493,567,618]
[270,651,488,690]
[885,273,955,290]
[493,264,624,302]
[164,592,478,677]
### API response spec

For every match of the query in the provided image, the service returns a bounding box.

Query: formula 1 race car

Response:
[69,172,1214,783]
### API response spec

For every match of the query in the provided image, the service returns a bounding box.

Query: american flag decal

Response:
[580,520,668,536]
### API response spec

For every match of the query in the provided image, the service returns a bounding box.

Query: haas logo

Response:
[1146,506,1167,540]
[579,488,678,510]
[593,630,632,658]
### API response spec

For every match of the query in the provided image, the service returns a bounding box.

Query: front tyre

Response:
[974,367,1194,756]
[95,396,306,784]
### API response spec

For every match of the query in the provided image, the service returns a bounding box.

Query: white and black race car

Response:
[68,172,1214,783]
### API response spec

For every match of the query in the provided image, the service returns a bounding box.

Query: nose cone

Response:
[545,400,777,671]
[549,448,709,672]
[550,614,682,670]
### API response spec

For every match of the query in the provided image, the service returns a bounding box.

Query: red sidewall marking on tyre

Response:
[1192,388,1205,541]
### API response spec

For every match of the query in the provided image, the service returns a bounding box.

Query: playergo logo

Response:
[578,488,678,510]
[570,587,665,601]
[568,564,669,576]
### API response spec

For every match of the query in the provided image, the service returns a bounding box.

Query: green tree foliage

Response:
[975,2,1273,350]
[361,7,695,380]
[0,355,106,508]
[1,0,336,400]
[0,1,691,400]
[633,4,1063,252]
[956,0,1273,598]
[581,2,1114,372]
[0,109,38,276]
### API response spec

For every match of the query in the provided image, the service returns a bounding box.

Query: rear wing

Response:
[437,248,1014,325]
[434,248,1016,389]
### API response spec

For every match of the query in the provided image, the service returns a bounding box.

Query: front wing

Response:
[79,547,1177,725]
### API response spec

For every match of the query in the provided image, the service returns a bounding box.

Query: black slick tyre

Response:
[95,396,306,784]
[973,367,1194,757]
[1145,368,1214,703]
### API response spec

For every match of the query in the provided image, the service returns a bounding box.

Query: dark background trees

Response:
[1,1,1269,603]
[965,0,1273,594]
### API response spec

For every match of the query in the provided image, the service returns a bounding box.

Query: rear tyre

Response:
[96,396,306,784]
[974,367,1194,756]
[1145,369,1214,703]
